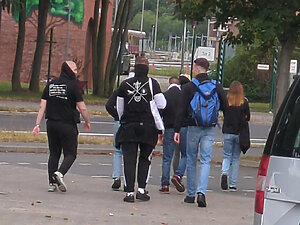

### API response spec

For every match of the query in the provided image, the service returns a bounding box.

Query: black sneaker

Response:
[229,186,237,192]
[183,196,195,203]
[197,192,207,207]
[221,174,228,190]
[123,192,134,203]
[112,178,121,190]
[171,174,185,192]
[136,190,150,201]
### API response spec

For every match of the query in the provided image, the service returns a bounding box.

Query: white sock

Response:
[127,192,134,196]
[138,188,145,194]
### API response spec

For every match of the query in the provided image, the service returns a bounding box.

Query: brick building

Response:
[0,1,113,89]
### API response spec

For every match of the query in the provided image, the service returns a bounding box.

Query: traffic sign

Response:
[194,47,215,61]
[257,64,270,70]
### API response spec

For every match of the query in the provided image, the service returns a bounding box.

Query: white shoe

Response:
[53,171,67,192]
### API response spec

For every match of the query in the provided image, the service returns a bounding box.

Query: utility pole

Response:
[190,24,196,79]
[65,0,72,60]
[153,0,159,54]
[180,19,187,74]
[140,0,145,31]
[270,48,278,112]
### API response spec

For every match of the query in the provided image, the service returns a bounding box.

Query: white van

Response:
[254,76,300,225]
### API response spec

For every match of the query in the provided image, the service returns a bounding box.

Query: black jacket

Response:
[174,73,228,132]
[161,85,181,129]
[222,99,250,135]
[105,89,118,121]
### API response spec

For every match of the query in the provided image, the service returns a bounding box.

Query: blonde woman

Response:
[221,81,250,191]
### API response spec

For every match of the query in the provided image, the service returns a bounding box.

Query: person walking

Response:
[105,73,135,191]
[221,81,250,191]
[32,61,90,192]
[172,75,190,174]
[115,56,166,203]
[159,76,186,194]
[174,57,228,207]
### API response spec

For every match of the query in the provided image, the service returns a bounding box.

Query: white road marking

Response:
[206,189,213,192]
[18,163,30,165]
[81,121,114,125]
[242,189,255,193]
[243,176,254,179]
[209,176,215,179]
[99,163,112,166]
[79,163,92,166]
[91,175,110,178]
[39,163,48,165]
[0,162,9,165]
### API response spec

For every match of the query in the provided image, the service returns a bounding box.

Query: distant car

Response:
[254,75,300,224]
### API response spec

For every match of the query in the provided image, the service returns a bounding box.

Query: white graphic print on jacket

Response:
[126,80,149,104]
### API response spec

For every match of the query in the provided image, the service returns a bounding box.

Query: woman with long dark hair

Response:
[221,81,250,191]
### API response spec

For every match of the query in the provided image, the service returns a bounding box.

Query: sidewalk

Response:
[0,164,254,225]
[0,141,263,168]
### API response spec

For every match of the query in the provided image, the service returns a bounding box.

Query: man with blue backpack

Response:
[174,57,228,207]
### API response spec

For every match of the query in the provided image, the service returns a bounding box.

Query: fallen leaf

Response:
[161,222,168,225]
[64,218,68,220]
[36,200,42,204]
[31,202,34,206]
[45,215,51,218]
[130,213,134,216]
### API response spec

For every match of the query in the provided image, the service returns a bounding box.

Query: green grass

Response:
[0,82,44,102]
[249,102,270,113]
[0,81,271,113]
[149,68,181,76]
[0,81,107,105]
[0,131,113,145]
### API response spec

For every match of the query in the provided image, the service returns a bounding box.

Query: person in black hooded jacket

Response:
[32,61,90,193]
[116,56,166,203]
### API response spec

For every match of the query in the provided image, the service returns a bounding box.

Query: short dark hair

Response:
[169,76,180,85]
[194,58,209,70]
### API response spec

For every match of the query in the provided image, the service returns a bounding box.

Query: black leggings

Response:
[122,142,153,192]
[47,120,78,183]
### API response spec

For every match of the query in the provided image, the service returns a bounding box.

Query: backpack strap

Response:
[192,78,216,100]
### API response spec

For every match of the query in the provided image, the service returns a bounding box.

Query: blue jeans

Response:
[186,126,215,197]
[174,126,187,177]
[161,128,176,186]
[221,133,241,187]
[112,121,122,179]
[161,127,188,186]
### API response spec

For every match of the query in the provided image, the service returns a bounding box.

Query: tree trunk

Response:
[103,0,126,95]
[11,0,26,92]
[107,0,133,95]
[274,38,295,115]
[96,0,109,96]
[29,0,50,92]
[92,0,100,94]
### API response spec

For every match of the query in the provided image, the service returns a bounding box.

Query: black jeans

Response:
[47,120,78,183]
[122,142,153,192]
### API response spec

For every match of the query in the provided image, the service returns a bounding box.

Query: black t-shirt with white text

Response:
[42,76,83,124]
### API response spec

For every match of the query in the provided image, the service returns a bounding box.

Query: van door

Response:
[262,77,300,225]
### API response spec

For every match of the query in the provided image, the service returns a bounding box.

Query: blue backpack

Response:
[190,78,220,127]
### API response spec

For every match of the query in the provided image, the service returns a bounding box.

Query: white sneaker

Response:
[48,183,57,192]
[53,171,67,192]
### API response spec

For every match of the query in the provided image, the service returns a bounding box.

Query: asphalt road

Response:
[0,152,258,198]
[0,112,270,143]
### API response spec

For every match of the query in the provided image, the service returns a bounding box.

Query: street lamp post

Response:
[65,0,72,60]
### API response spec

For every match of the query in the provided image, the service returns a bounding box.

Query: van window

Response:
[272,96,300,157]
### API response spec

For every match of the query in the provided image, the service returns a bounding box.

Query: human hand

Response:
[174,132,180,144]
